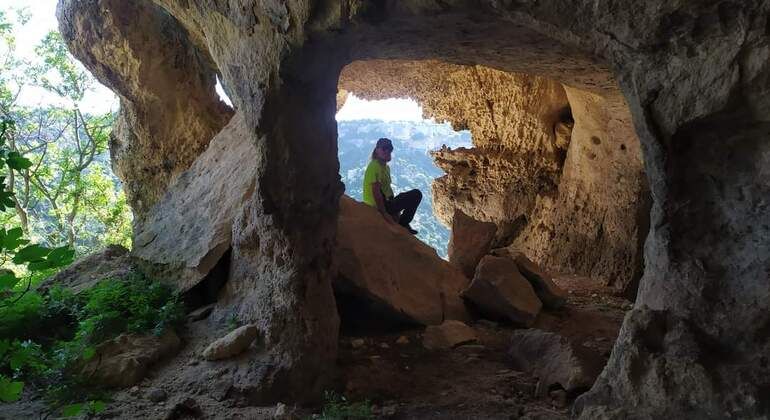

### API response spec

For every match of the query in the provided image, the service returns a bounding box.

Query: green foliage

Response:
[317,391,374,420]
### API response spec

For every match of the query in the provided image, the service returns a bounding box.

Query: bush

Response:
[0,272,185,416]
[317,391,374,420]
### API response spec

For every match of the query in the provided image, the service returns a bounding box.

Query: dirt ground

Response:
[2,274,629,420]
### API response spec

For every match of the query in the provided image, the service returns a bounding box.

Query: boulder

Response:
[448,209,498,278]
[202,324,260,361]
[491,248,567,309]
[335,196,470,325]
[423,320,478,350]
[508,329,604,396]
[81,329,181,388]
[462,255,542,326]
[38,245,135,294]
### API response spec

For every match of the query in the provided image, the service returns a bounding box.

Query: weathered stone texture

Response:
[57,0,233,219]
[335,196,469,325]
[59,0,770,415]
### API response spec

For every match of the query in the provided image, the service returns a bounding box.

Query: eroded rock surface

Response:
[202,324,261,361]
[57,0,233,219]
[508,329,603,397]
[335,196,469,325]
[448,209,497,278]
[81,329,181,388]
[38,245,135,294]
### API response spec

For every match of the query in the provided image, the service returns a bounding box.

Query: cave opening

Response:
[331,57,650,407]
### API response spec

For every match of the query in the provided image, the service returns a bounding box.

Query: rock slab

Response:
[508,329,603,396]
[462,255,542,326]
[38,245,134,294]
[423,320,478,350]
[492,248,567,309]
[202,324,260,361]
[81,329,181,388]
[335,196,470,325]
[448,209,498,278]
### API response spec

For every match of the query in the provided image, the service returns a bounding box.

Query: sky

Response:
[1,0,426,121]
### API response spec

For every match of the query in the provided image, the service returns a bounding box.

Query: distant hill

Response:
[337,119,472,258]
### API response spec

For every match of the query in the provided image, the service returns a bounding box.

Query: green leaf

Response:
[0,227,29,252]
[5,151,32,170]
[0,376,23,402]
[0,271,18,290]
[0,188,14,211]
[89,400,106,413]
[82,346,96,361]
[61,403,84,417]
[12,244,50,264]
[45,246,75,268]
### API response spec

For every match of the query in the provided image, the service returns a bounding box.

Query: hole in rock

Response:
[332,59,651,411]
[183,248,231,310]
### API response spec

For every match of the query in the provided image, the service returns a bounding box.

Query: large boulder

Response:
[38,245,135,294]
[81,329,181,388]
[508,329,604,397]
[491,248,567,310]
[448,209,498,278]
[461,255,542,326]
[335,196,470,325]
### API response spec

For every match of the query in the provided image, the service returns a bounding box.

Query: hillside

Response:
[337,119,472,258]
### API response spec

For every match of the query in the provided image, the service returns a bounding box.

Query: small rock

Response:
[423,320,478,350]
[273,402,295,419]
[380,343,390,349]
[591,293,598,298]
[148,388,167,402]
[369,355,381,360]
[351,338,365,349]
[187,359,199,366]
[595,337,608,343]
[202,324,260,361]
[395,336,409,345]
[382,405,397,416]
[130,386,140,394]
[497,369,511,375]
[163,397,203,420]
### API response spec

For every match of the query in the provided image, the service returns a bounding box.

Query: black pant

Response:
[385,189,422,227]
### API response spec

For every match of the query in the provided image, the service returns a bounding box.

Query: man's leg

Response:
[390,189,422,227]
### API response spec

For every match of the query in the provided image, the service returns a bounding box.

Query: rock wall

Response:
[58,0,233,219]
[339,60,647,296]
[59,0,770,416]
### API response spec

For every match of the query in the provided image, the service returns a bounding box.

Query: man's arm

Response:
[372,181,396,224]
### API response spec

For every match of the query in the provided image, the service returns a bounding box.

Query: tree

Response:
[0,8,130,253]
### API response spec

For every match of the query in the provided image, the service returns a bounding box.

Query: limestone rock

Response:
[335,196,470,325]
[57,0,233,219]
[508,329,603,397]
[37,245,134,294]
[132,112,257,291]
[422,320,478,350]
[81,329,181,388]
[448,209,498,278]
[491,249,567,310]
[462,256,542,326]
[202,324,260,361]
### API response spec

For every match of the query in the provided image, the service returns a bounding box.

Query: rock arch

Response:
[58,0,770,417]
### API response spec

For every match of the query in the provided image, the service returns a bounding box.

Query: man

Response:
[362,137,422,234]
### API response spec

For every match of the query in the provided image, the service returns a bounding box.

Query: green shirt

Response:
[362,159,393,207]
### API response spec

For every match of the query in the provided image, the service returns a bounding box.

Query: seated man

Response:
[362,137,422,234]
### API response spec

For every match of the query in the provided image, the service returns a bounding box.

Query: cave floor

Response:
[336,274,630,420]
[2,276,629,420]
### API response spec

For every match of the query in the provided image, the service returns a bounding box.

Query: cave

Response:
[54,1,770,418]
